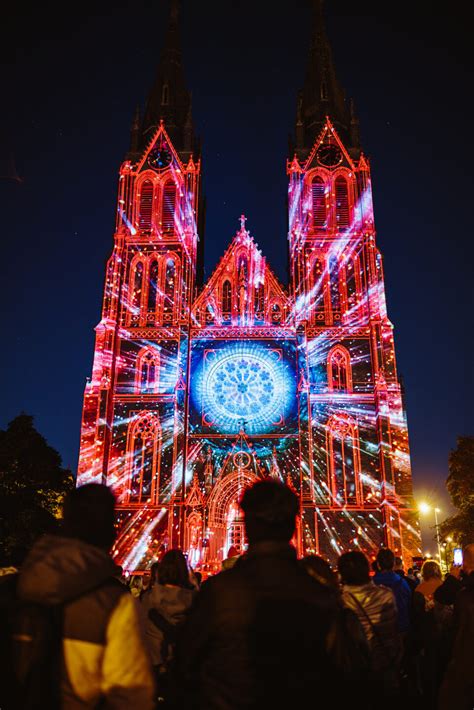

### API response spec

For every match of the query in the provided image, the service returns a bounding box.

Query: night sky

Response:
[2,1,472,546]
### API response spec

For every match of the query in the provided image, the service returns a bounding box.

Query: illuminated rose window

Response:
[195,344,295,435]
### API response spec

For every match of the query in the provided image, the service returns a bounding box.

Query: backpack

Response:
[0,573,63,710]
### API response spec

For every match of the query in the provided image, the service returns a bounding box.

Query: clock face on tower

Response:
[316,144,343,167]
[148,146,172,170]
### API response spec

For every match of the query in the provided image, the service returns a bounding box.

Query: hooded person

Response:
[16,483,154,709]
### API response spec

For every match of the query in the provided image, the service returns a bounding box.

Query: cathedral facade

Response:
[77,1,421,571]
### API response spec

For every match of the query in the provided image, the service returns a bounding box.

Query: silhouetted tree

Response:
[0,414,74,565]
[439,436,474,547]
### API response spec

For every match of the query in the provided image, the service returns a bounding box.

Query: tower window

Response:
[136,349,160,394]
[320,79,328,101]
[335,176,350,228]
[327,346,352,392]
[329,255,340,313]
[327,415,360,506]
[147,258,159,313]
[128,414,160,503]
[312,177,326,228]
[222,280,232,316]
[131,260,144,315]
[254,282,265,317]
[162,181,176,232]
[138,180,154,231]
[162,83,169,106]
[163,258,176,316]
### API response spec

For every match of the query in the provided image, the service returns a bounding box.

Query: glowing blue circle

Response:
[193,343,295,435]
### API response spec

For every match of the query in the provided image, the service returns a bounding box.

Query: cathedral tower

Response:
[77,1,421,571]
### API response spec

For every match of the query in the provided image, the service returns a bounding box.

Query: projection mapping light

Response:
[191,342,296,435]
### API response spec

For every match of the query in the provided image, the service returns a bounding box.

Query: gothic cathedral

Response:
[77,1,421,571]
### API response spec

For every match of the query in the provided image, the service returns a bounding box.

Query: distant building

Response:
[78,0,421,571]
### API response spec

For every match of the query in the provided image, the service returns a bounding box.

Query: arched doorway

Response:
[206,468,259,565]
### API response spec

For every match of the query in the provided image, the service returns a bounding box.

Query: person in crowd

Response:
[414,559,442,606]
[374,548,412,633]
[438,543,474,710]
[16,483,154,709]
[338,551,402,702]
[149,560,161,588]
[412,560,449,707]
[394,555,418,593]
[407,567,419,586]
[140,569,152,597]
[141,549,195,702]
[176,480,349,709]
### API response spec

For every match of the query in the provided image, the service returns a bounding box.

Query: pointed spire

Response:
[140,0,195,158]
[129,105,141,154]
[296,0,357,156]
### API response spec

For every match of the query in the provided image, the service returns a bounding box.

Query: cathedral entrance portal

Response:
[206,467,258,566]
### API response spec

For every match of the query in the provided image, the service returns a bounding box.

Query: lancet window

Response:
[162,181,176,233]
[327,346,352,392]
[222,280,232,316]
[254,282,265,317]
[138,180,153,231]
[345,258,358,311]
[131,260,144,316]
[312,176,326,228]
[136,349,160,394]
[147,258,159,313]
[335,176,350,228]
[327,415,360,506]
[128,414,160,503]
[163,258,176,317]
[329,255,341,313]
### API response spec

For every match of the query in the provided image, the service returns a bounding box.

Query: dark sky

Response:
[2,0,473,544]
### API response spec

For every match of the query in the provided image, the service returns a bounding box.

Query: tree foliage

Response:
[439,436,474,547]
[0,414,74,565]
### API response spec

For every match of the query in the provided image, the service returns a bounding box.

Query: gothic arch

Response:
[137,175,156,232]
[135,347,160,393]
[207,469,259,562]
[161,178,177,233]
[325,413,361,506]
[161,252,180,321]
[128,255,146,322]
[126,412,161,504]
[327,345,352,392]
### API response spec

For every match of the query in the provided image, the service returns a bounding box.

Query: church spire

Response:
[296,0,357,157]
[139,0,195,159]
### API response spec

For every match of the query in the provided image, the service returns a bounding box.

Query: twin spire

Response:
[130,0,360,161]
[130,0,195,161]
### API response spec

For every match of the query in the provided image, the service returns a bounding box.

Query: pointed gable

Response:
[304,117,355,173]
[192,216,291,328]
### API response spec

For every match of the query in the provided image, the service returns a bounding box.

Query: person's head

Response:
[338,551,370,585]
[240,480,298,544]
[62,484,116,551]
[394,556,404,572]
[421,559,442,581]
[300,555,338,591]
[376,548,395,572]
[463,544,474,575]
[142,570,151,589]
[158,549,190,587]
[371,559,379,575]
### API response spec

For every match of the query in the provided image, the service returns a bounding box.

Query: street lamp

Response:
[419,502,442,564]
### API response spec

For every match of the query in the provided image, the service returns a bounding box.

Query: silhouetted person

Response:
[438,543,474,710]
[17,483,154,708]
[394,555,418,593]
[373,548,412,633]
[338,551,402,702]
[176,480,342,709]
[141,549,195,702]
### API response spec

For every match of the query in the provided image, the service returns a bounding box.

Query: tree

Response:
[439,436,474,547]
[0,414,74,565]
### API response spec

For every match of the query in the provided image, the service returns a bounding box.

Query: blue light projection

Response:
[190,341,296,435]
